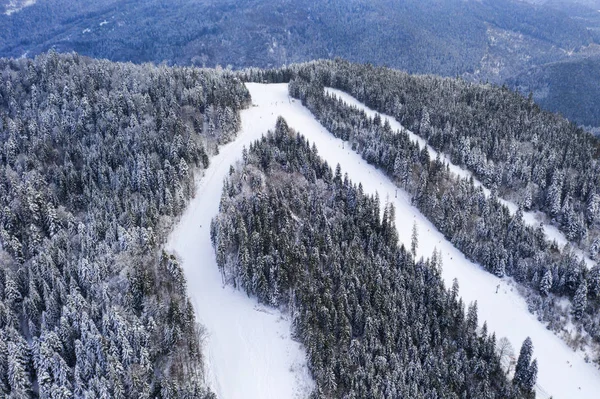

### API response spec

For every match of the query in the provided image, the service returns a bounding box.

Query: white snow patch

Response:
[3,0,35,15]
[249,83,599,399]
[99,20,108,26]
[82,28,91,34]
[325,87,595,268]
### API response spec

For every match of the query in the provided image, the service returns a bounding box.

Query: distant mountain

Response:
[1,0,600,128]
[510,56,600,128]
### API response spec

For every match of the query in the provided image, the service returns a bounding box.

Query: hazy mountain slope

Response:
[0,0,591,74]
[1,0,598,126]
[510,56,600,127]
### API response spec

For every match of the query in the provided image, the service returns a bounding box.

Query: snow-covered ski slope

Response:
[168,83,600,399]
[325,88,594,268]
[166,87,314,399]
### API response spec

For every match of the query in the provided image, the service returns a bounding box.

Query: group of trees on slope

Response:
[0,52,250,398]
[243,59,600,260]
[284,73,600,363]
[279,73,600,363]
[211,118,538,399]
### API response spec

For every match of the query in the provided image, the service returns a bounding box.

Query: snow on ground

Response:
[165,86,314,399]
[168,82,599,399]
[252,83,597,399]
[326,87,595,268]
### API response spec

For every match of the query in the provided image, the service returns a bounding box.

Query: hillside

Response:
[1,0,600,127]
[0,52,249,398]
[2,51,600,397]
[213,118,526,398]
[509,56,600,129]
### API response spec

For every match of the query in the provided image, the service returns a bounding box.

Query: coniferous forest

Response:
[0,52,249,398]
[1,48,600,398]
[211,118,537,398]
[288,70,600,358]
[241,61,600,360]
[245,60,600,257]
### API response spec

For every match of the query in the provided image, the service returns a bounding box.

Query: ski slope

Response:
[322,87,600,397]
[168,83,600,399]
[325,87,595,268]
[166,87,314,399]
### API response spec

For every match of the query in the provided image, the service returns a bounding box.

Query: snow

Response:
[165,85,314,399]
[168,82,600,399]
[3,0,36,15]
[99,20,108,26]
[325,87,595,268]
[322,88,600,397]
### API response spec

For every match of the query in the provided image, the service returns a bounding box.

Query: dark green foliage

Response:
[0,52,249,397]
[212,118,522,398]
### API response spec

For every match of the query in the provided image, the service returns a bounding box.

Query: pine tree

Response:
[572,280,587,320]
[525,359,538,393]
[587,194,600,226]
[539,269,552,296]
[466,301,478,332]
[589,265,600,298]
[411,222,418,257]
[513,337,536,394]
[546,174,563,217]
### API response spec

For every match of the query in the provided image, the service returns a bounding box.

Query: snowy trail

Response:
[168,83,600,399]
[326,87,595,268]
[165,87,314,399]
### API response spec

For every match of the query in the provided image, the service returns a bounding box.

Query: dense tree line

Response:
[212,118,536,398]
[243,59,600,258]
[282,75,600,363]
[0,52,250,397]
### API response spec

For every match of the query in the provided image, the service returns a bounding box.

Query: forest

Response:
[0,51,249,398]
[248,60,600,253]
[211,118,538,398]
[245,60,600,258]
[265,69,600,363]
[1,49,598,397]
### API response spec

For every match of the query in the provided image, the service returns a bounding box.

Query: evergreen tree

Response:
[572,281,588,320]
[539,269,553,296]
[411,222,419,257]
[513,337,537,396]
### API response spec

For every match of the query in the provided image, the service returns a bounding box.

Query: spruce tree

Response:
[572,281,588,320]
